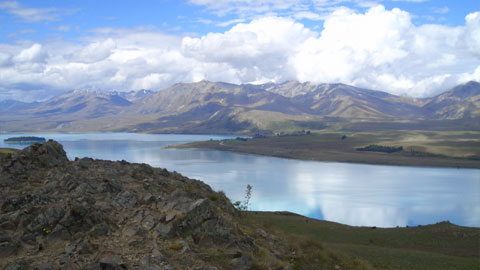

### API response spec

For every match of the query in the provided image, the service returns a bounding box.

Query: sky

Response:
[0,0,479,102]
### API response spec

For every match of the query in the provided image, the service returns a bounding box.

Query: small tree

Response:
[244,184,252,210]
[234,184,253,212]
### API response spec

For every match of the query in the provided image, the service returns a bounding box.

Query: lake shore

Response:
[170,132,480,169]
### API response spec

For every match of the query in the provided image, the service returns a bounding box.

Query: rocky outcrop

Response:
[0,141,289,269]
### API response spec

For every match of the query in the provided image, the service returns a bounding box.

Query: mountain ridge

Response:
[1,81,478,133]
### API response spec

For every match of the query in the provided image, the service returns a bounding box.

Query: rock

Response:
[142,215,156,231]
[123,224,146,237]
[142,194,155,204]
[195,266,218,270]
[5,263,25,270]
[45,205,66,225]
[153,223,173,238]
[77,239,95,254]
[231,256,252,270]
[160,265,174,270]
[22,140,69,168]
[256,229,268,238]
[165,211,176,223]
[116,191,137,208]
[34,261,54,270]
[152,248,166,262]
[65,242,75,254]
[99,255,126,270]
[89,223,109,237]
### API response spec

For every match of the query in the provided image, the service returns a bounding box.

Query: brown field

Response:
[172,131,480,168]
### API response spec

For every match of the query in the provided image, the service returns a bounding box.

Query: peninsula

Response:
[172,131,480,169]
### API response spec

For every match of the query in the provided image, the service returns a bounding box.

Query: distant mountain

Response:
[423,81,480,119]
[0,99,38,113]
[118,89,155,102]
[133,81,304,115]
[283,82,421,119]
[25,90,133,118]
[0,81,478,133]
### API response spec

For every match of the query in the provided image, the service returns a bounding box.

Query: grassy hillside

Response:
[243,211,479,270]
[0,148,19,156]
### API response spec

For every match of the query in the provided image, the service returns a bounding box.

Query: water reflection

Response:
[1,133,479,227]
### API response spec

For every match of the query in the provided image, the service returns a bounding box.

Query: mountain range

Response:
[1,81,479,134]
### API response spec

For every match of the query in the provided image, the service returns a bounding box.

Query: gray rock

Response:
[123,224,146,237]
[152,248,166,262]
[116,191,137,208]
[89,223,109,237]
[45,205,65,225]
[153,223,173,238]
[165,211,176,223]
[231,256,252,270]
[142,215,156,231]
[195,267,218,270]
[21,140,69,168]
[99,255,126,270]
[5,263,25,270]
[65,242,75,254]
[142,194,155,204]
[34,261,54,270]
[256,229,268,238]
[77,239,95,254]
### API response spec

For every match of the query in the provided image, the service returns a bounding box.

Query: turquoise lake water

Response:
[1,133,479,228]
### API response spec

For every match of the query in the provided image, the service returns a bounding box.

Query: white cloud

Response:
[0,1,19,9]
[464,12,480,58]
[13,43,47,63]
[0,52,12,67]
[188,0,305,17]
[293,11,324,20]
[217,18,246,27]
[0,1,76,23]
[0,5,479,101]
[182,17,317,83]
[430,6,449,14]
[73,39,116,64]
[57,25,71,31]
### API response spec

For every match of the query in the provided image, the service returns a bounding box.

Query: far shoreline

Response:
[169,134,480,169]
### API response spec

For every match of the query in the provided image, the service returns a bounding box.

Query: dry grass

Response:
[243,211,480,270]
[0,148,19,156]
[174,131,480,168]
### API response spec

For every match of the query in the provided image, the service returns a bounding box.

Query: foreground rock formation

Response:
[0,141,290,269]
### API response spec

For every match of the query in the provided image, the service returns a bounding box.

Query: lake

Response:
[1,133,479,228]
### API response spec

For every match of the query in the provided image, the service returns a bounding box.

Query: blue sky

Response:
[0,0,479,101]
[1,0,477,41]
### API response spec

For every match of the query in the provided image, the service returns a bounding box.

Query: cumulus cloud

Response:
[13,43,47,63]
[0,5,479,101]
[182,17,316,83]
[73,39,116,64]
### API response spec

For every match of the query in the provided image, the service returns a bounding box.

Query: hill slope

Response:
[0,141,290,269]
[423,81,480,119]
